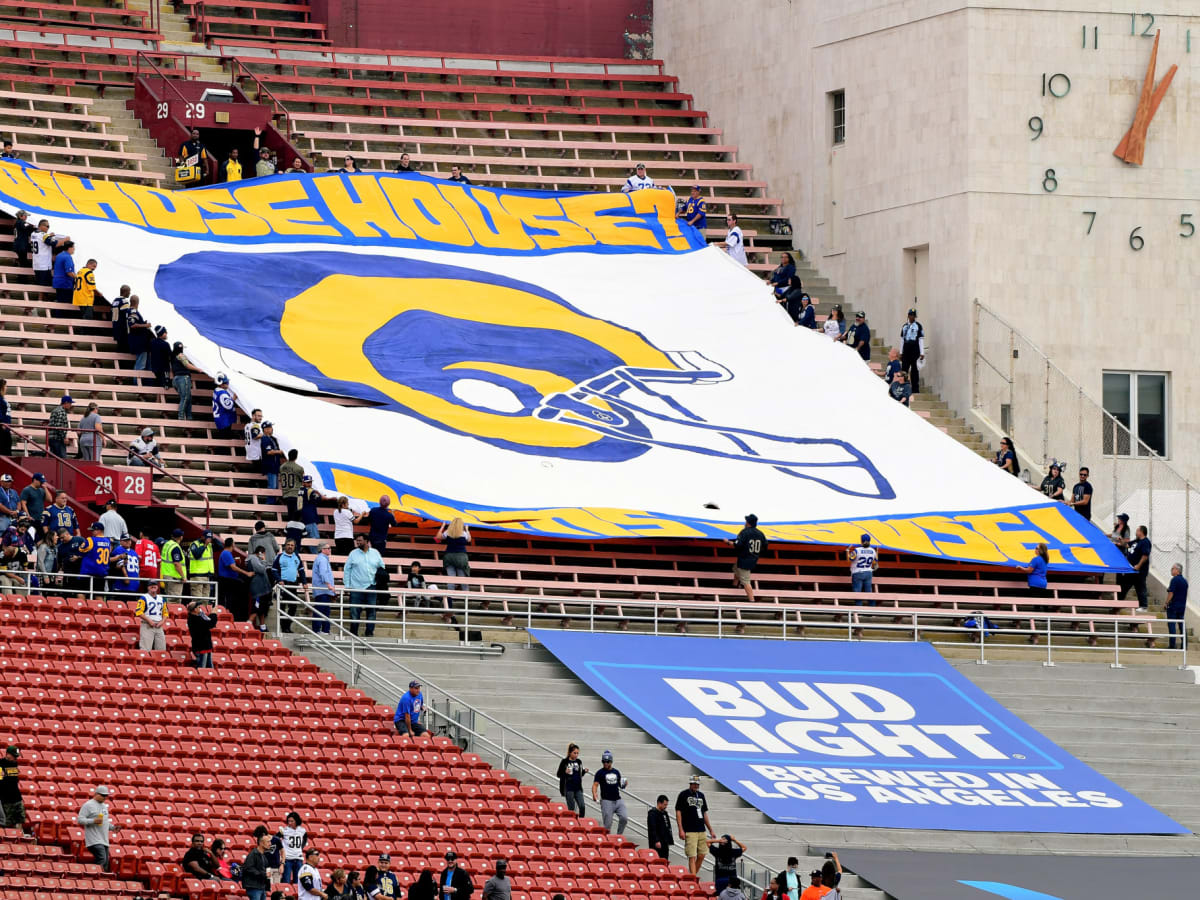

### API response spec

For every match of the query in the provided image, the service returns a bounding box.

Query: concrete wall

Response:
[654,0,1200,482]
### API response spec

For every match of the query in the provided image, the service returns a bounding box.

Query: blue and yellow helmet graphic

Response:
[154,251,893,498]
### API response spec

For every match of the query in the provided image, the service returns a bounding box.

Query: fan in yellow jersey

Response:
[135,580,168,651]
[72,258,105,320]
[218,148,243,183]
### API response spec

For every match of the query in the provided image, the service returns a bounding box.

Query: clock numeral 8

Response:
[1129,227,1144,251]
[1042,169,1057,192]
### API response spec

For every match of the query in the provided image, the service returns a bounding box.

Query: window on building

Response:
[1102,371,1168,457]
[831,90,845,145]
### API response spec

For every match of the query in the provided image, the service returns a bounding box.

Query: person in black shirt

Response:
[394,152,417,175]
[1120,525,1152,610]
[646,794,673,860]
[675,774,715,874]
[1,744,26,833]
[448,165,472,185]
[1039,462,1065,501]
[170,341,196,420]
[187,599,217,668]
[731,514,767,601]
[149,325,173,389]
[125,296,152,371]
[178,127,211,186]
[708,834,746,893]
[1067,466,1093,522]
[555,743,587,818]
[182,833,218,880]
[847,311,871,361]
[439,851,473,900]
[12,210,34,267]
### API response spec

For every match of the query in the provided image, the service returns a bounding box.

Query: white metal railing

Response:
[5,569,208,606]
[274,587,774,889]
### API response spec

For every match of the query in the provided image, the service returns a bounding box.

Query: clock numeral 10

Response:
[1041,73,1070,98]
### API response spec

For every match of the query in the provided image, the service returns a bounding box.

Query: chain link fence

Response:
[972,300,1196,584]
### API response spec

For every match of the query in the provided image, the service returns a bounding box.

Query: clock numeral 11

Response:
[1082,25,1098,49]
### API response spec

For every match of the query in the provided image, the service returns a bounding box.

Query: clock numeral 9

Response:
[1028,116,1043,140]
[1180,214,1194,238]
[1129,227,1144,251]
[1042,169,1057,192]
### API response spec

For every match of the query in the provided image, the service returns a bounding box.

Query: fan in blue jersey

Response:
[41,492,78,536]
[211,373,238,435]
[109,534,141,594]
[77,522,113,596]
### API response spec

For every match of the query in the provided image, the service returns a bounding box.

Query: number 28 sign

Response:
[76,463,153,506]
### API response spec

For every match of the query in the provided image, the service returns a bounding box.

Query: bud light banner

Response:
[532,631,1186,834]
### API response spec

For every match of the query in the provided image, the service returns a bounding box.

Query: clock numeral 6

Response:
[1180,214,1195,238]
[1042,169,1057,192]
[1129,227,1144,251]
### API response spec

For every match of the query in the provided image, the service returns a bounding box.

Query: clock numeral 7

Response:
[1180,214,1194,238]
[1083,211,1096,235]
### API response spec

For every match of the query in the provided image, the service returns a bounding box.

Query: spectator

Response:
[242,544,270,629]
[376,854,403,897]
[591,749,628,835]
[327,869,353,900]
[448,165,472,185]
[556,743,587,818]
[1,139,15,158]
[678,185,706,230]
[182,833,218,880]
[883,347,901,384]
[212,374,238,436]
[1039,463,1065,501]
[719,213,746,265]
[332,496,362,554]
[148,325,172,388]
[260,421,283,487]
[0,745,25,834]
[110,534,140,595]
[993,436,1019,478]
[0,537,28,588]
[1016,542,1051,596]
[110,285,131,352]
[77,785,119,871]
[795,292,817,329]
[730,513,766,602]
[78,521,111,596]
[188,530,217,598]
[899,308,925,393]
[798,871,825,900]
[42,491,78,537]
[405,560,434,609]
[125,295,152,371]
[280,449,305,518]
[71,257,105,320]
[1067,466,1093,522]
[57,526,84,579]
[767,252,796,299]
[345,535,384,637]
[647,793,672,860]
[439,851,473,900]
[167,340,196,420]
[1120,526,1151,611]
[846,311,871,361]
[30,219,63,286]
[821,853,843,899]
[160,528,188,595]
[34,529,58,589]
[242,830,273,900]
[367,495,397,554]
[822,306,843,340]
[211,839,235,880]
[761,877,783,900]
[776,858,801,900]
[394,679,426,737]
[1109,512,1131,550]
[312,542,336,634]
[253,128,276,177]
[336,155,360,174]
[75,402,104,462]
[888,370,912,406]
[1167,563,1188,650]
[177,127,211,185]
[187,598,217,668]
[394,152,417,174]
[297,847,326,900]
[775,276,804,324]
[12,209,33,268]
[437,517,472,598]
[136,580,168,650]
[286,158,305,175]
[299,475,323,543]
[708,834,746,893]
[279,811,307,883]
[718,874,747,900]
[847,533,879,599]
[482,860,511,900]
[128,426,162,468]
[244,408,265,465]
[51,240,76,306]
[621,163,655,192]
[98,498,126,540]
[136,527,160,587]
[0,378,9,458]
[47,394,73,458]
[272,537,308,634]
[675,774,715,875]
[249,519,281,565]
[219,148,243,183]
[19,473,50,532]
[0,474,19,533]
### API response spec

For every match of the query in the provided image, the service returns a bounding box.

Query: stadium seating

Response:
[1,590,711,900]
[181,0,330,47]
[0,829,150,899]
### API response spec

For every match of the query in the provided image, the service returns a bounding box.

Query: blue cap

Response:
[89,522,103,531]
[202,529,213,538]
[32,473,44,482]
[172,528,184,537]
[60,394,73,404]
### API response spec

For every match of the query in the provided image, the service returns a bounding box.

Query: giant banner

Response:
[0,161,1129,570]
[533,631,1186,833]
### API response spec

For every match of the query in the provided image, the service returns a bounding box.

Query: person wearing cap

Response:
[110,533,141,595]
[847,533,879,599]
[124,294,152,371]
[0,473,19,534]
[51,238,76,307]
[591,750,629,834]
[376,852,401,897]
[1,745,26,833]
[675,774,716,875]
[19,473,51,536]
[798,869,826,900]
[621,163,655,193]
[312,542,336,634]
[708,833,747,893]
[1039,463,1066,503]
[678,185,706,230]
[127,426,162,468]
[71,257,105,320]
[0,532,29,588]
[482,859,511,900]
[77,785,120,871]
[212,373,238,436]
[1119,525,1152,611]
[160,528,188,595]
[77,521,112,596]
[731,514,767,603]
[148,324,173,389]
[298,475,325,543]
[296,846,326,900]
[280,448,306,519]
[846,311,871,361]
[439,850,474,900]
[47,394,73,459]
[135,579,169,650]
[899,308,926,394]
[1109,511,1131,550]
[12,209,34,268]
[718,213,747,266]
[76,401,104,462]
[110,284,131,353]
[647,794,673,860]
[98,497,127,540]
[394,679,426,737]
[887,370,911,407]
[188,529,217,598]
[187,594,218,668]
[260,421,283,488]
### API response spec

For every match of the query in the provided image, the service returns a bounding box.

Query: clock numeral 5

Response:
[1180,214,1194,238]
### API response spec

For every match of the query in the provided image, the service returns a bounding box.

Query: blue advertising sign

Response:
[532,632,1187,833]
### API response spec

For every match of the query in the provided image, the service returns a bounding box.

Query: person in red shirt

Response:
[135,527,161,586]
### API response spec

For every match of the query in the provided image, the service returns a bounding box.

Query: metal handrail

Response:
[0,422,116,514]
[275,586,775,889]
[134,49,191,94]
[3,422,213,528]
[228,56,296,142]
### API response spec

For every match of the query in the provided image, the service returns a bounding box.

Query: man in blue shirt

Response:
[78,522,112,597]
[110,534,141,595]
[311,542,335,634]
[217,536,252,622]
[678,186,706,230]
[1167,564,1189,649]
[847,311,871,361]
[367,495,396,555]
[51,240,76,306]
[344,534,384,637]
[591,750,629,834]
[1120,525,1152,611]
[270,538,308,634]
[211,374,237,437]
[42,492,78,537]
[259,422,282,489]
[0,474,20,533]
[394,679,426,737]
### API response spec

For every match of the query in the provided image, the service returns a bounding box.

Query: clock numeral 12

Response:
[1131,13,1155,36]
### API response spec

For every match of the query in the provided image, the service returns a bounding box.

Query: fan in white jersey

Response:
[847,533,879,596]
[719,213,747,266]
[621,163,656,192]
[297,847,326,900]
[244,408,264,462]
[279,811,307,884]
